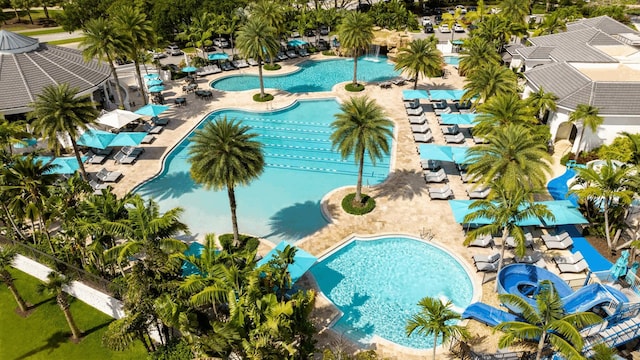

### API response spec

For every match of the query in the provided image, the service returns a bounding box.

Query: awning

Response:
[439,113,478,126]
[402,89,429,100]
[257,241,317,284]
[429,89,466,101]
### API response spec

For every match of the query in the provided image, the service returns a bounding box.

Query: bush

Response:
[597,136,633,163]
[341,193,376,215]
[345,83,365,92]
[263,63,281,71]
[147,340,192,360]
[322,50,336,56]
[253,93,274,102]
[219,233,260,252]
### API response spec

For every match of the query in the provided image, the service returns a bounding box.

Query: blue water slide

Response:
[562,283,628,313]
[462,303,523,327]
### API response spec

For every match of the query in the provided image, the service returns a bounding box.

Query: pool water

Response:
[311,236,475,349]
[444,56,460,66]
[135,99,392,242]
[211,56,400,93]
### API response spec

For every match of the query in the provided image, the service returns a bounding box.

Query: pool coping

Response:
[306,232,483,356]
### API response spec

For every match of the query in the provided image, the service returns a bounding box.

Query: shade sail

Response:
[257,241,317,284]
[148,85,165,93]
[418,144,454,162]
[429,89,465,101]
[34,156,86,175]
[97,109,141,129]
[77,128,116,149]
[537,200,589,226]
[439,113,478,126]
[402,89,429,100]
[134,104,169,117]
[208,52,228,61]
[108,132,147,147]
[448,200,543,227]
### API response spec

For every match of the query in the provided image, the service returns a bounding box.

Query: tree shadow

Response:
[28,295,55,310]
[135,171,201,200]
[14,331,69,360]
[264,200,329,241]
[82,320,111,337]
[374,169,427,201]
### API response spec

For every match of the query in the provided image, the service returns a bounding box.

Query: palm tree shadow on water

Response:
[334,292,375,346]
[135,171,201,201]
[264,200,335,241]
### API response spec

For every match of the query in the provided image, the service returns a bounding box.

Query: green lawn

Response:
[0,269,147,360]
[15,27,67,36]
[47,37,84,46]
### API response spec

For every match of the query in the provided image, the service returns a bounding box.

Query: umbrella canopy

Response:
[257,241,317,284]
[143,73,160,80]
[287,39,308,47]
[97,109,141,129]
[146,79,163,86]
[13,138,37,149]
[148,85,165,93]
[538,200,589,226]
[418,144,454,162]
[34,156,87,175]
[610,250,630,280]
[451,146,471,164]
[108,132,148,147]
[182,66,197,73]
[402,89,429,100]
[134,104,170,117]
[77,128,116,149]
[208,52,228,61]
[448,200,543,227]
[439,113,478,126]
[429,89,466,101]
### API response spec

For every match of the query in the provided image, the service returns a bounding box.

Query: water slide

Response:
[562,283,628,313]
[461,302,523,327]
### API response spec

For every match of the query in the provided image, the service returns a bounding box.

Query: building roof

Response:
[566,15,637,36]
[557,82,640,116]
[518,46,555,60]
[0,32,110,115]
[525,62,591,98]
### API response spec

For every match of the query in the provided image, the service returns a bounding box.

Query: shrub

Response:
[341,193,376,215]
[263,63,281,71]
[597,136,633,163]
[253,93,274,102]
[147,340,192,360]
[322,50,336,56]
[219,233,260,252]
[345,83,365,92]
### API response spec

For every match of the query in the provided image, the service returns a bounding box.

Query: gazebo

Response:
[0,30,112,116]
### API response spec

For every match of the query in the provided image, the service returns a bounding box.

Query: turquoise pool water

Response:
[211,56,399,93]
[445,56,460,66]
[135,99,392,242]
[311,236,475,349]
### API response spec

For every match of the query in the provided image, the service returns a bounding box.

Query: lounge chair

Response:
[411,123,430,134]
[428,184,453,200]
[413,132,433,143]
[404,99,420,109]
[406,107,424,116]
[467,186,491,199]
[298,48,310,57]
[432,100,448,110]
[544,237,574,250]
[92,147,113,156]
[247,58,259,66]
[85,152,107,165]
[143,123,163,135]
[408,113,427,125]
[96,168,122,183]
[392,77,407,86]
[209,65,222,74]
[277,52,289,61]
[515,251,543,264]
[468,234,494,248]
[542,232,570,242]
[460,171,477,183]
[553,251,584,265]
[286,50,298,58]
[141,134,155,144]
[379,81,392,89]
[220,61,236,71]
[557,259,589,273]
[421,159,441,171]
[424,168,447,183]
[89,180,110,194]
[505,233,534,249]
[434,107,453,116]
[444,132,465,144]
[114,151,137,165]
[457,100,472,110]
[121,146,144,156]
[475,260,499,272]
[472,252,500,264]
[473,135,488,144]
[441,124,460,135]
[233,59,250,68]
[151,116,169,126]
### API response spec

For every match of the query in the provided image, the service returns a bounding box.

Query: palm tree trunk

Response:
[26,9,33,25]
[30,219,38,245]
[413,76,419,90]
[258,58,266,98]
[352,51,359,85]
[133,58,148,105]
[106,55,125,109]
[2,203,26,241]
[494,228,509,292]
[70,138,88,181]
[535,330,546,360]
[355,151,365,204]
[60,300,82,340]
[432,330,438,360]
[227,185,240,246]
[7,279,29,313]
[604,202,613,253]
[574,127,586,161]
[43,6,49,20]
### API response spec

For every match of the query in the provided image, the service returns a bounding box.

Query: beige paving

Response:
[97,55,582,359]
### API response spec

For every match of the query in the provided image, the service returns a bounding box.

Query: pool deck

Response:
[100,54,587,359]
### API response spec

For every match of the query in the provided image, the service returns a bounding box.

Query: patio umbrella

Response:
[97,109,142,129]
[76,128,116,149]
[134,104,170,117]
[13,138,37,149]
[429,89,466,101]
[610,250,630,280]
[402,89,429,100]
[287,39,308,47]
[108,132,148,147]
[418,144,454,162]
[257,241,317,284]
[538,200,589,226]
[451,146,471,164]
[448,200,543,227]
[439,113,478,126]
[208,52,228,61]
[182,66,197,73]
[143,73,159,80]
[146,79,163,86]
[34,156,87,175]
[148,85,165,93]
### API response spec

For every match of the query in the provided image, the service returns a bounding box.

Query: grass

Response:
[342,193,376,215]
[47,37,84,46]
[15,27,66,36]
[0,269,147,360]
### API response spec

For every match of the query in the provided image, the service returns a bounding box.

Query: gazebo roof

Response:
[0,31,111,115]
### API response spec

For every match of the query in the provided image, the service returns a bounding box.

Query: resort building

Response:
[515,16,640,154]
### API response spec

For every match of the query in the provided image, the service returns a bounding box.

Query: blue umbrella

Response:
[287,39,308,47]
[146,79,163,86]
[148,85,165,93]
[182,66,197,73]
[429,89,466,101]
[538,200,589,226]
[134,104,170,117]
[418,144,454,162]
[451,146,471,164]
[13,138,37,149]
[257,241,317,284]
[439,113,479,126]
[610,250,630,280]
[34,156,87,175]
[108,132,148,147]
[77,129,116,149]
[402,89,429,100]
[208,52,228,61]
[143,73,159,80]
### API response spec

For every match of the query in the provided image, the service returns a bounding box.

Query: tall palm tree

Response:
[80,18,130,109]
[569,104,604,160]
[525,87,558,121]
[466,124,551,191]
[464,181,553,290]
[188,117,264,244]
[462,64,517,106]
[177,12,214,57]
[0,246,29,313]
[0,117,30,156]
[406,296,469,360]
[337,11,374,86]
[330,96,393,205]
[236,17,280,100]
[441,8,465,43]
[251,1,285,66]
[29,83,98,181]
[497,280,602,360]
[394,37,443,90]
[570,161,635,253]
[499,0,529,29]
[474,14,510,52]
[112,6,155,106]
[38,271,83,341]
[474,93,537,135]
[533,12,567,36]
[458,37,501,76]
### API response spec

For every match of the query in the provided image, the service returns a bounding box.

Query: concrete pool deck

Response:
[97,54,582,359]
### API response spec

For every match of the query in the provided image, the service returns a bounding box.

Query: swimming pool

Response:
[311,235,476,349]
[444,56,460,66]
[135,99,392,242]
[211,56,400,93]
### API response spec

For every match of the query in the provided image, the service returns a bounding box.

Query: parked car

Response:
[455,5,467,14]
[304,29,315,37]
[213,38,230,48]
[453,23,465,32]
[434,14,442,24]
[165,45,183,56]
[424,23,434,33]
[148,50,167,59]
[115,57,133,65]
[421,16,432,26]
[291,30,301,38]
[319,25,330,36]
[203,45,216,52]
[439,24,451,33]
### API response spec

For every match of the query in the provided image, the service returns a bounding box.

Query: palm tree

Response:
[525,87,558,121]
[236,17,280,100]
[177,12,214,57]
[337,11,374,86]
[474,14,510,52]
[251,1,285,66]
[188,117,264,244]
[441,8,464,43]
[474,93,537,135]
[533,12,567,36]
[499,0,529,29]
[0,117,30,156]
[462,64,517,106]
[112,6,155,106]
[330,96,393,205]
[570,161,635,253]
[0,246,29,313]
[466,124,551,191]
[38,271,83,341]
[569,104,604,161]
[80,18,130,109]
[394,37,443,90]
[620,131,640,165]
[406,296,469,360]
[29,83,98,181]
[458,37,501,76]
[496,280,602,360]
[464,181,553,290]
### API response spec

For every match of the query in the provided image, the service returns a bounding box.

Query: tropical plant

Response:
[0,246,29,313]
[38,271,83,341]
[236,16,280,99]
[80,17,130,108]
[177,12,214,57]
[330,96,393,205]
[187,117,264,245]
[29,83,98,181]
[620,132,640,164]
[474,93,537,135]
[499,0,529,29]
[394,37,443,90]
[0,117,30,156]
[464,181,553,290]
[462,64,517,106]
[533,12,567,36]
[473,14,510,52]
[569,161,635,253]
[337,11,374,86]
[569,104,604,160]
[441,8,465,43]
[406,296,469,360]
[525,87,558,121]
[496,280,603,360]
[251,1,285,66]
[458,37,501,76]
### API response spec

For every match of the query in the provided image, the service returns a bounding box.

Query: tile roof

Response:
[567,16,637,36]
[0,30,38,53]
[524,63,591,98]
[517,46,555,59]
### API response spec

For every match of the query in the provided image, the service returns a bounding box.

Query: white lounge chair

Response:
[542,232,570,242]
[404,99,420,109]
[413,132,433,143]
[545,237,574,250]
[428,184,453,200]
[505,233,534,249]
[475,260,499,272]
[286,50,298,58]
[473,252,500,264]
[467,186,491,199]
[424,168,447,183]
[411,123,430,134]
[468,234,494,248]
[441,124,460,135]
[96,168,122,183]
[553,251,584,265]
[515,251,543,264]
[434,107,452,116]
[407,107,424,116]
[408,113,427,125]
[89,180,110,194]
[444,132,465,144]
[85,152,107,165]
[247,58,259,66]
[557,259,589,273]
[460,171,477,183]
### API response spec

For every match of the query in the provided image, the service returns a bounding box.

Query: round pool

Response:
[310,235,477,349]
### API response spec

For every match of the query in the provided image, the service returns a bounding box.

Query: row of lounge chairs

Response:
[472,250,586,273]
[404,99,434,144]
[115,146,144,165]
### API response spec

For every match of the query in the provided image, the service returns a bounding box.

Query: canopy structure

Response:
[448,200,543,227]
[257,241,317,284]
[108,132,148,147]
[182,66,197,73]
[134,104,169,117]
[77,128,116,149]
[429,89,466,101]
[419,144,471,164]
[402,89,429,100]
[143,73,159,80]
[97,109,141,129]
[439,113,479,126]
[537,200,589,226]
[148,85,165,93]
[287,39,308,47]
[208,52,229,61]
[34,156,87,175]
